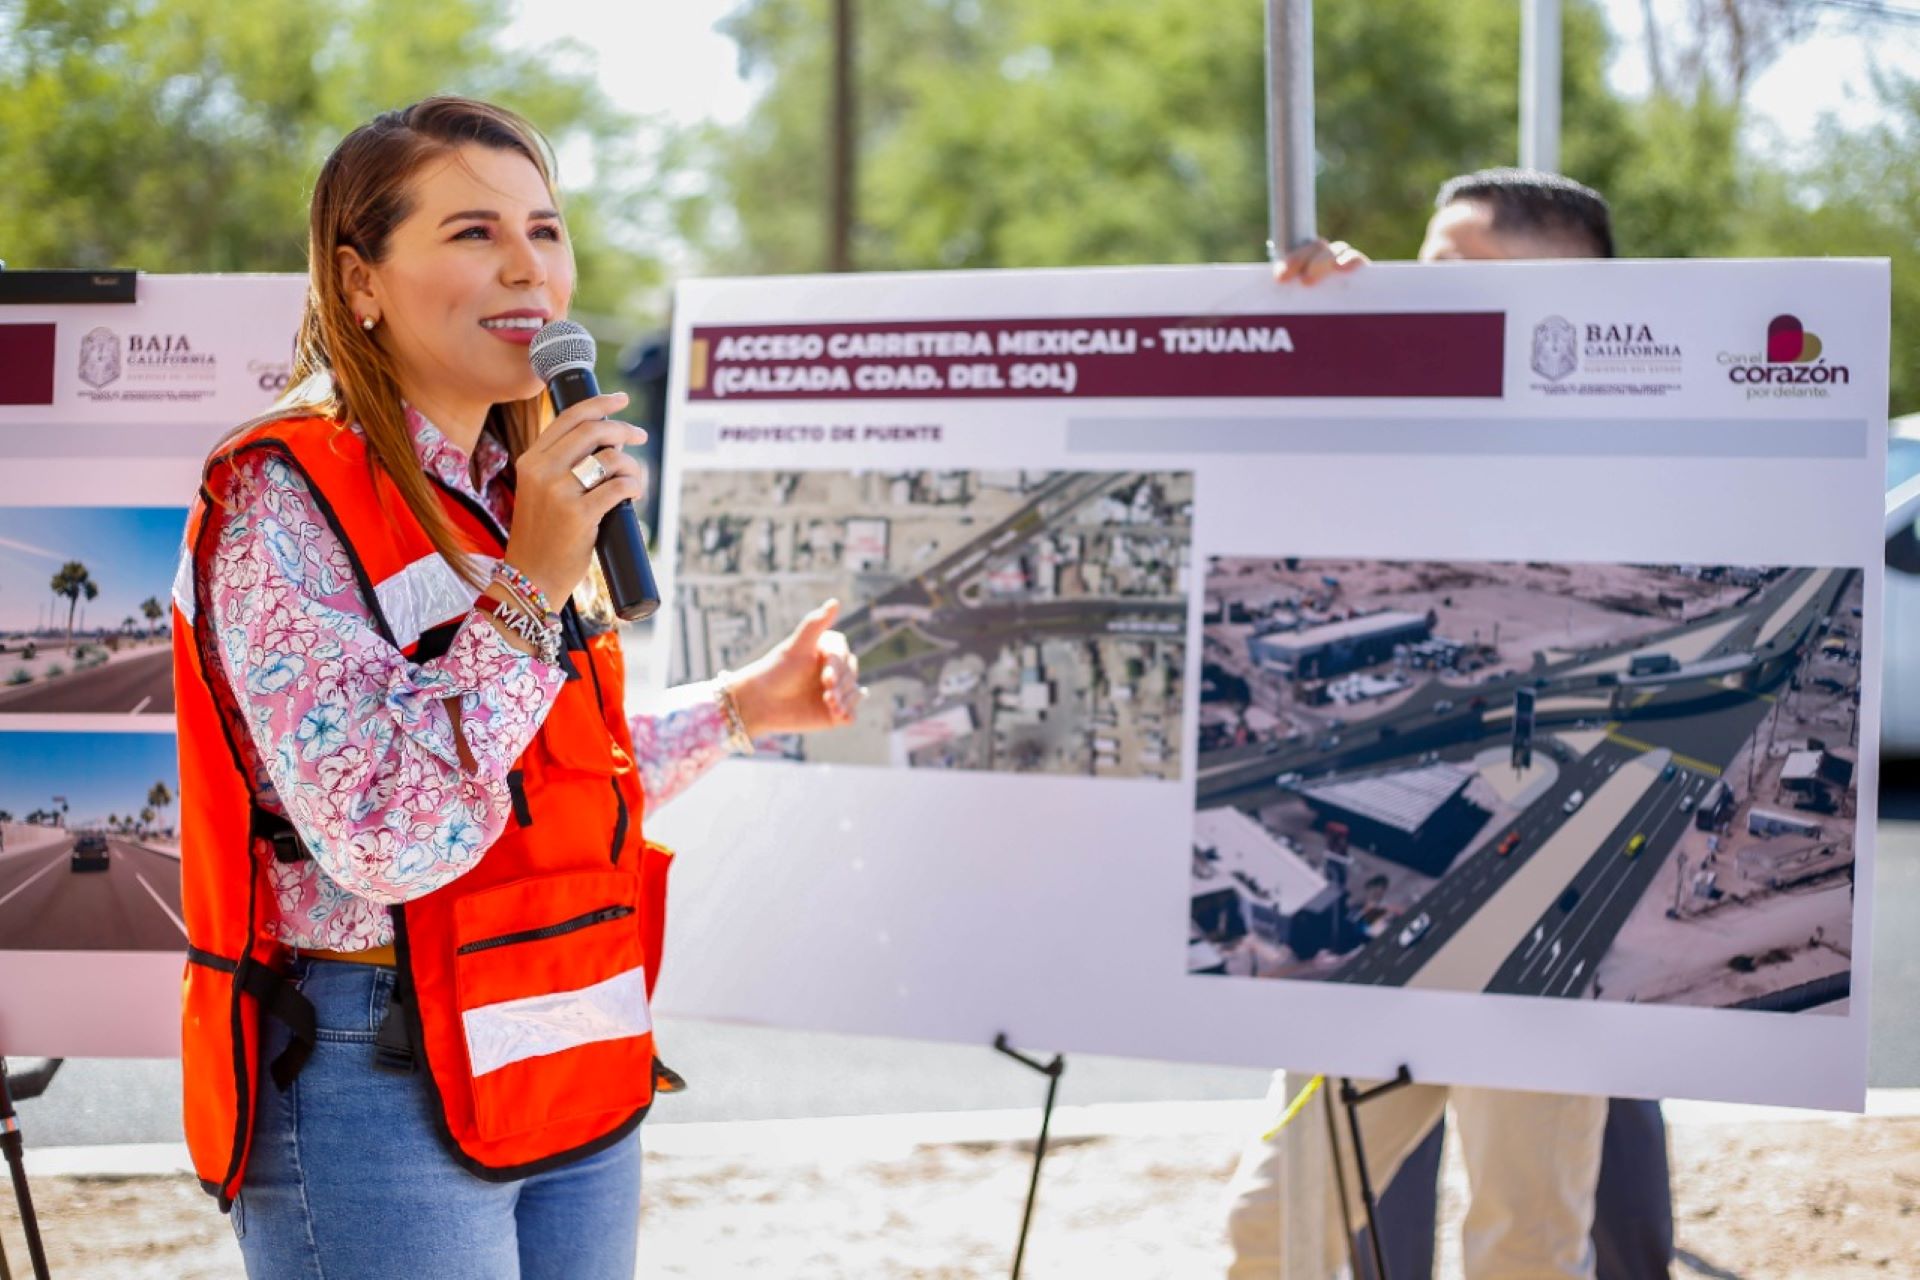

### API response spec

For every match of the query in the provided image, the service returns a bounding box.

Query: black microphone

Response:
[529,320,661,622]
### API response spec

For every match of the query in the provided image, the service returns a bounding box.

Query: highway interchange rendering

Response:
[1193,561,1861,1007]
[676,469,1190,776]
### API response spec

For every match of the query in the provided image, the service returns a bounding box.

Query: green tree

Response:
[682,0,1639,272]
[49,560,97,654]
[0,0,669,339]
[147,781,173,830]
[1629,0,1819,102]
[141,595,164,638]
[1597,90,1743,258]
[687,1,1920,398]
[1727,69,1920,413]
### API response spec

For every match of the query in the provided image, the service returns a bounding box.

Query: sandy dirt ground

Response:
[1599,875,1854,1008]
[1595,578,1860,1012]
[1205,559,1753,687]
[4,1115,1916,1278]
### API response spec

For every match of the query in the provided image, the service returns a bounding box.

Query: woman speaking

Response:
[171,97,859,1278]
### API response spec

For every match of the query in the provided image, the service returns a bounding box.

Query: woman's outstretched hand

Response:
[727,599,864,738]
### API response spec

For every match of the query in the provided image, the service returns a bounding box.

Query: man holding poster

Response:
[1226,169,1675,1280]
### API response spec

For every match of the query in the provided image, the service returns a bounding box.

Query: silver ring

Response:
[571,453,610,492]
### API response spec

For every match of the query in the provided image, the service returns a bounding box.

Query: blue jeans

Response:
[233,958,641,1279]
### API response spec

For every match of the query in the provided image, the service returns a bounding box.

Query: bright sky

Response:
[0,731,178,827]
[1600,0,1920,145]
[500,0,753,132]
[0,509,186,634]
[503,0,1920,148]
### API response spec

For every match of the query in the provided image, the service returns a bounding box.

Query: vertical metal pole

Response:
[1264,0,1317,259]
[1520,0,1562,172]
[828,0,856,271]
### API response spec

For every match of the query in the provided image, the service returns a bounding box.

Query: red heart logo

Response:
[1767,315,1804,363]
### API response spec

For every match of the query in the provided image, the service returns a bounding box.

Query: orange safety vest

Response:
[172,415,673,1210]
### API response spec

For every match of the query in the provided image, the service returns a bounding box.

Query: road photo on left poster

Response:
[1192,557,1861,1015]
[674,468,1192,778]
[0,729,184,951]
[0,506,185,719]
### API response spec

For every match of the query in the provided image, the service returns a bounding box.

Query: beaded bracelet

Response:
[491,577,558,630]
[714,672,755,755]
[491,560,556,619]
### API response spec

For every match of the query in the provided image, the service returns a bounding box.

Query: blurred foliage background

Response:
[1,0,1913,409]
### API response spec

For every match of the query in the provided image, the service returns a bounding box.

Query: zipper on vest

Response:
[456,905,634,956]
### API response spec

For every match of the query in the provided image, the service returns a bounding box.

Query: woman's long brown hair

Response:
[221,97,561,588]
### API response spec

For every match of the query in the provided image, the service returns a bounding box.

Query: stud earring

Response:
[361,315,377,332]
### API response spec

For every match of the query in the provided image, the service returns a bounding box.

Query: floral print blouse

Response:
[202,407,730,951]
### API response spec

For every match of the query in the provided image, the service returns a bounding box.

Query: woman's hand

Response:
[1274,237,1369,285]
[727,599,864,738]
[503,391,649,604]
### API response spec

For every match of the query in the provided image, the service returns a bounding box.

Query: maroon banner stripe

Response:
[686,312,1504,401]
[0,323,57,406]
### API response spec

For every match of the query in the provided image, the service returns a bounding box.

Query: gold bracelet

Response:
[714,672,754,754]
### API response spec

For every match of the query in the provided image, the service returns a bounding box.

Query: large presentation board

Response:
[0,275,306,1057]
[650,261,1888,1110]
[0,263,1888,1112]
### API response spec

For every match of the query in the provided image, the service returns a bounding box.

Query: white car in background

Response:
[1885,414,1920,759]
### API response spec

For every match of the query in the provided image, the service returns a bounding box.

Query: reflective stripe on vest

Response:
[175,416,670,1205]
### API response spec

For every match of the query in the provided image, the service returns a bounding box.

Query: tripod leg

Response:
[0,1060,49,1280]
[993,1036,1066,1280]
[1011,1063,1062,1280]
[1322,1084,1361,1280]
[1341,1078,1391,1280]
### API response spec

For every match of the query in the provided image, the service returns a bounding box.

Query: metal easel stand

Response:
[991,1033,1066,1280]
[0,1056,59,1280]
[1322,1065,1414,1280]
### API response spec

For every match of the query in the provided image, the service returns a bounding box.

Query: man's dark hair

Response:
[1435,168,1616,259]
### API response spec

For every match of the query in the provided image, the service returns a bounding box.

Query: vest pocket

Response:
[451,871,655,1141]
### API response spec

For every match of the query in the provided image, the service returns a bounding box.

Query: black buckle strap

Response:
[186,945,237,974]
[236,959,317,1092]
[555,602,587,681]
[653,1057,688,1095]
[506,769,534,828]
[374,970,416,1074]
[249,806,310,865]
